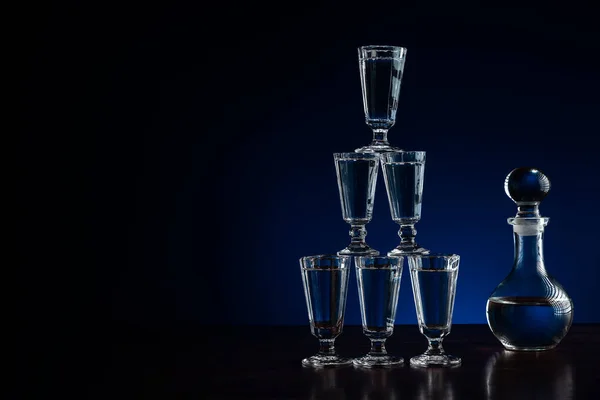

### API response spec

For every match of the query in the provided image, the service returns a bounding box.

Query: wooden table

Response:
[59,324,599,398]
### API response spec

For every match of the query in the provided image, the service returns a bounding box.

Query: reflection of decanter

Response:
[486,167,574,351]
[484,350,574,399]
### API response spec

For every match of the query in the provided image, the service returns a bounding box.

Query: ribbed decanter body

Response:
[486,218,573,351]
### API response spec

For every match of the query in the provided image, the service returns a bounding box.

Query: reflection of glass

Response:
[300,255,352,367]
[353,256,404,367]
[486,168,574,351]
[356,45,407,153]
[408,254,461,367]
[305,367,348,400]
[484,350,574,400]
[380,151,429,255]
[414,366,457,400]
[334,152,380,256]
[360,368,399,400]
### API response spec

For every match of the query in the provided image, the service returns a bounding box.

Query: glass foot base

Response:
[353,354,404,368]
[388,246,430,256]
[302,355,353,368]
[355,144,402,153]
[410,354,461,367]
[338,245,380,256]
[502,343,558,352]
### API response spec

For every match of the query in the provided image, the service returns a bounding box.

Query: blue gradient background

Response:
[20,1,600,332]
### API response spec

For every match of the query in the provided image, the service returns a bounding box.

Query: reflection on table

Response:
[305,366,347,400]
[412,365,457,400]
[359,367,399,400]
[484,350,574,400]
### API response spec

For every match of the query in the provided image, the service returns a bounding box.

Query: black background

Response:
[19,0,600,350]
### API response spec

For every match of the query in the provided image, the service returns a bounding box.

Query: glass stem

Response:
[426,338,445,356]
[371,129,389,146]
[398,224,417,249]
[369,339,387,356]
[318,339,336,356]
[350,224,367,245]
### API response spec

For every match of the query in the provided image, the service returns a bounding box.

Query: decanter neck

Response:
[513,231,545,273]
[508,217,549,274]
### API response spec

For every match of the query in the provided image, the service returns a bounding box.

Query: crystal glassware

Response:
[408,253,461,367]
[353,256,404,367]
[486,167,574,351]
[355,45,407,153]
[380,151,429,255]
[334,152,380,256]
[299,254,353,367]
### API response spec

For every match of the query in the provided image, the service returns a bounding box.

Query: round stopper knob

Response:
[504,167,550,204]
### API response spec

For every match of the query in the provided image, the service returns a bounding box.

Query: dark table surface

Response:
[34,324,599,398]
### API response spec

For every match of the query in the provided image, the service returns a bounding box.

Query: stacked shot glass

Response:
[299,45,462,369]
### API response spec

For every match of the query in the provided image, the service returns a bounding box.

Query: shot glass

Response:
[300,254,353,367]
[334,152,380,256]
[355,45,407,153]
[408,253,461,367]
[380,151,429,255]
[353,256,404,367]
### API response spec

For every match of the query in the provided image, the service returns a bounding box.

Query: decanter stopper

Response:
[504,167,550,218]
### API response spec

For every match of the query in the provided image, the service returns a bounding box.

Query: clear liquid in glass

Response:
[360,57,404,129]
[382,161,425,222]
[411,269,458,338]
[301,268,349,339]
[336,158,378,223]
[356,267,402,339]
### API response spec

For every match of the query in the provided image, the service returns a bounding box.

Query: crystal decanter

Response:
[486,167,574,351]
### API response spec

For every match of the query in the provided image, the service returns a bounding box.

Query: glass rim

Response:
[333,152,380,160]
[408,253,459,260]
[356,257,404,269]
[408,253,460,270]
[299,254,351,269]
[380,150,426,157]
[379,151,426,163]
[359,45,407,52]
[355,255,404,262]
